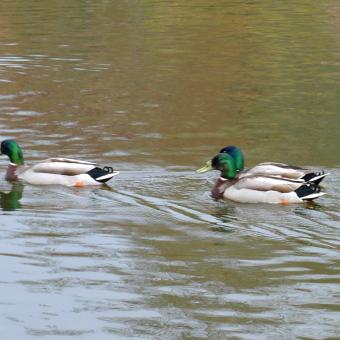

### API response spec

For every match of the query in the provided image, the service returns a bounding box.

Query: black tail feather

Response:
[301,171,326,185]
[87,166,116,183]
[295,183,323,201]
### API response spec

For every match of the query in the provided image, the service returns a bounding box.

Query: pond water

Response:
[0,1,339,339]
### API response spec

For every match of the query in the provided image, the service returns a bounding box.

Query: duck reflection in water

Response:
[0,182,24,211]
[209,203,238,233]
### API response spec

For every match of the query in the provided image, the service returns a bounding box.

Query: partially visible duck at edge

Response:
[0,139,119,186]
[197,153,326,204]
[220,145,328,184]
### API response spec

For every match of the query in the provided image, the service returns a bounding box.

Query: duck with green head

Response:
[197,152,325,204]
[1,139,119,186]
[220,145,327,184]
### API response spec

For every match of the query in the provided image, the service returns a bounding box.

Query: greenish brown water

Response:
[0,1,339,339]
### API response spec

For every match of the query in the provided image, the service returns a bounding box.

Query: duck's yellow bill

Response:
[196,161,213,173]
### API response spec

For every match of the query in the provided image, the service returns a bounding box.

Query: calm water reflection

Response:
[0,182,23,211]
[0,0,339,339]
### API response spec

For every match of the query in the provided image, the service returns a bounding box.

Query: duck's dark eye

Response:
[211,155,220,168]
[1,141,8,154]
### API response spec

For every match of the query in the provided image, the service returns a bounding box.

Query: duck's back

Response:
[240,163,307,180]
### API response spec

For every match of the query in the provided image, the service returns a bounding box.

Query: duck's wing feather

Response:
[256,162,305,170]
[244,163,328,184]
[30,159,95,176]
[233,175,302,192]
[242,163,309,180]
[48,158,96,165]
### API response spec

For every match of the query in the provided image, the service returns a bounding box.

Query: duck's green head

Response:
[1,140,24,165]
[219,145,244,171]
[197,153,237,179]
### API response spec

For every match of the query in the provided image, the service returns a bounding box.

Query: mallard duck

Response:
[197,153,325,204]
[1,139,119,186]
[219,146,327,184]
